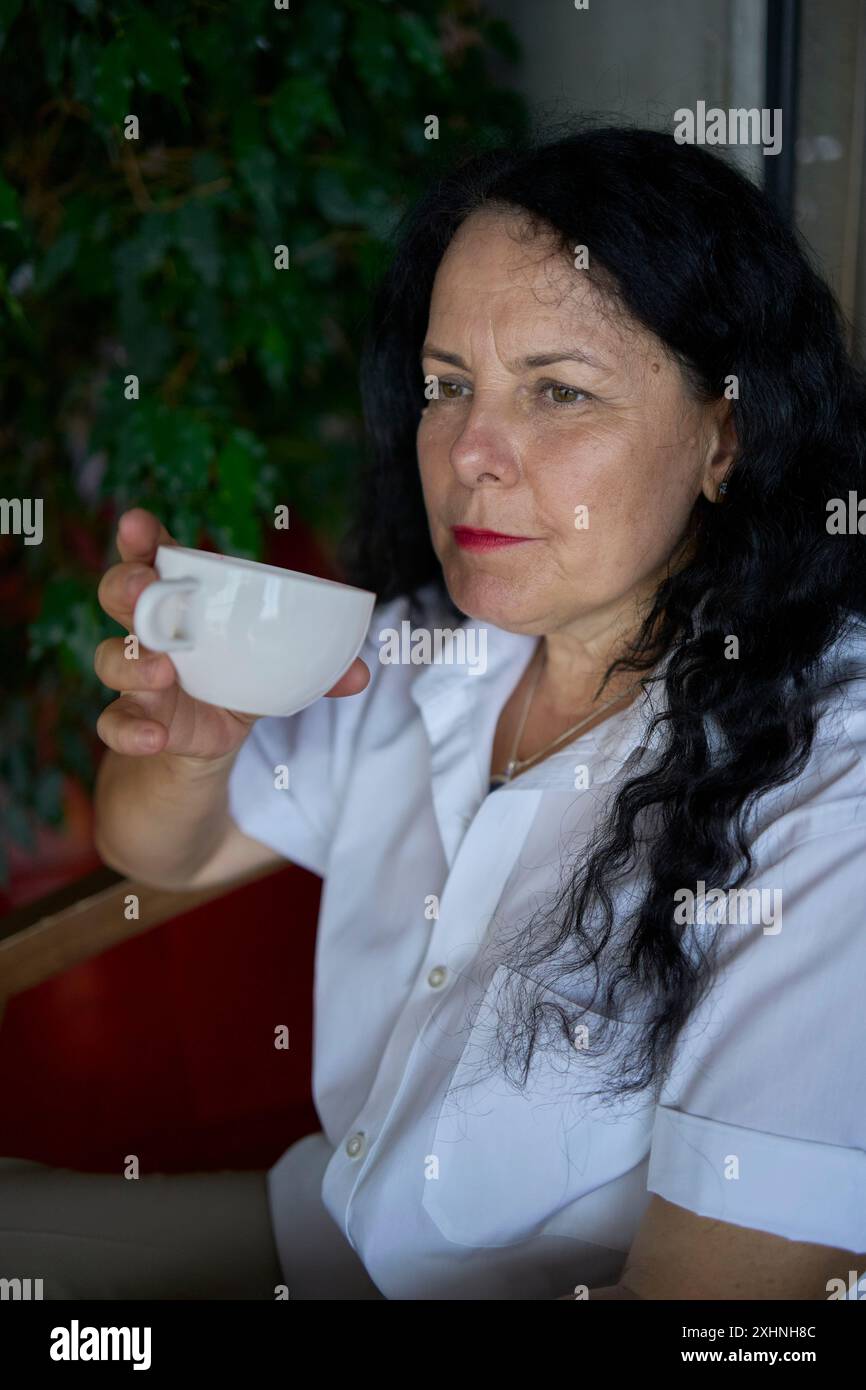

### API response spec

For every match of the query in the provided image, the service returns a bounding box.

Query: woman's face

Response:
[417,209,733,638]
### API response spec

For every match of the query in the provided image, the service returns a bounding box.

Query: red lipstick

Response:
[452,526,536,552]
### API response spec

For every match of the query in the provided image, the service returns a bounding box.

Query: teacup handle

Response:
[134,578,200,652]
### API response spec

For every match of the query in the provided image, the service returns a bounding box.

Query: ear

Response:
[700,398,738,503]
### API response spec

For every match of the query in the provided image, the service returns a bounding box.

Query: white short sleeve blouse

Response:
[227,586,866,1300]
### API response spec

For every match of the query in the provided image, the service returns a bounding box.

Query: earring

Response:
[717,480,728,500]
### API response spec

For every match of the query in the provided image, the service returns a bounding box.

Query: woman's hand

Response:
[95,507,371,761]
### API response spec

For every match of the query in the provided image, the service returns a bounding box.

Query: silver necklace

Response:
[489,644,642,790]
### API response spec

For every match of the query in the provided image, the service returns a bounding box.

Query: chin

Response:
[440,560,549,636]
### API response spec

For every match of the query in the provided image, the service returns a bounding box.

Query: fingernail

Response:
[139,726,159,750]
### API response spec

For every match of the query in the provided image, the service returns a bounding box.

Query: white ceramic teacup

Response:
[133,545,376,718]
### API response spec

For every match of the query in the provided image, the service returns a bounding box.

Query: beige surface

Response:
[0,1157,282,1299]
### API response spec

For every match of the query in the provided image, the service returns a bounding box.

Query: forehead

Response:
[428,208,638,360]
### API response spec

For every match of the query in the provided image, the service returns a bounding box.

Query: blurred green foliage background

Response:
[0,0,527,879]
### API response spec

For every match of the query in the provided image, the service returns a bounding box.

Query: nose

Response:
[448,403,522,488]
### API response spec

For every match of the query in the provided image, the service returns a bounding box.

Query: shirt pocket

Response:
[421,964,654,1249]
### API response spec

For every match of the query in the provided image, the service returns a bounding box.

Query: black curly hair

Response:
[338,122,866,1103]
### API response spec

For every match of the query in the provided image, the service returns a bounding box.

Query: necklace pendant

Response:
[489,759,517,794]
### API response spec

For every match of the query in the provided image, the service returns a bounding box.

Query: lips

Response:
[451,525,537,552]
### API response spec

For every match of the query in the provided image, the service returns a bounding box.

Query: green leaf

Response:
[312,168,400,238]
[190,150,224,185]
[236,147,284,239]
[113,214,173,281]
[0,0,23,51]
[69,32,95,105]
[36,230,80,289]
[0,266,32,331]
[186,286,229,365]
[124,9,187,110]
[257,321,293,393]
[106,401,215,517]
[288,6,345,74]
[186,21,243,99]
[270,76,342,157]
[149,406,216,502]
[28,578,81,658]
[164,507,199,548]
[210,428,267,557]
[356,235,393,290]
[29,578,112,680]
[230,102,262,159]
[92,37,134,129]
[395,11,445,79]
[36,0,68,86]
[33,766,65,823]
[350,7,402,102]
[116,279,174,381]
[0,175,21,231]
[172,200,222,288]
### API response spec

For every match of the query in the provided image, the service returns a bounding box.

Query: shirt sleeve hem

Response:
[227,781,328,879]
[647,1104,866,1251]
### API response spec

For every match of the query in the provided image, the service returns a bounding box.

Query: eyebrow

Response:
[419,343,612,372]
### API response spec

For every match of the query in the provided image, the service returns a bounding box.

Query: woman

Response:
[6,125,866,1300]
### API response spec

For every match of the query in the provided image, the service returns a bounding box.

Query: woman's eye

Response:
[422,377,590,407]
[543,381,589,406]
[438,379,468,400]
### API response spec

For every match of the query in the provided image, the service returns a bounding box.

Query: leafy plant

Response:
[0,0,527,879]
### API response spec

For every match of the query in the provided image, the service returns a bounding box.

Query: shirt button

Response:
[345,1132,366,1159]
[427,965,447,989]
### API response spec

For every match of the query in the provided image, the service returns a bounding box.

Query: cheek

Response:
[416,413,456,494]
[526,424,641,532]
[415,422,436,489]
[530,422,697,569]
[415,425,450,541]
[417,405,455,446]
